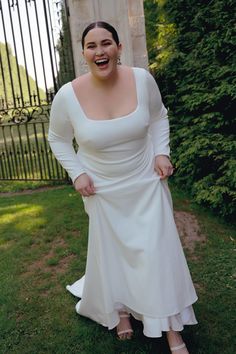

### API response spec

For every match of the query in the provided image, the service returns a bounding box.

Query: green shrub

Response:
[146,0,236,219]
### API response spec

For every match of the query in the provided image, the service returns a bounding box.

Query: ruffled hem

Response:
[129,305,197,337]
[66,277,197,338]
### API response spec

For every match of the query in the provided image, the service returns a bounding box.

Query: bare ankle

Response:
[116,311,133,340]
[166,331,189,353]
[167,330,183,343]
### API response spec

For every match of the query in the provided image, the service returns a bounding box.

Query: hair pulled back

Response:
[81,21,120,50]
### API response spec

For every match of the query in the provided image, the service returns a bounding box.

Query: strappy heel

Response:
[170,342,189,353]
[117,312,133,340]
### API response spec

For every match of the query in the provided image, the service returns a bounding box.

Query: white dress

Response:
[48,67,198,337]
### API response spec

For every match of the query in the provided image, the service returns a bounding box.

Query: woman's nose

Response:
[96,46,104,55]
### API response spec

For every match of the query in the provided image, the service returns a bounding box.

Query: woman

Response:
[48,21,198,353]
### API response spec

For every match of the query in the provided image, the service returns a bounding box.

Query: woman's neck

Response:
[90,67,121,90]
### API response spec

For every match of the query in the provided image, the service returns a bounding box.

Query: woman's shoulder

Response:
[117,65,144,72]
[131,66,155,82]
[50,81,75,112]
[71,73,90,91]
[121,65,147,75]
[132,66,150,75]
[53,81,72,100]
[132,66,147,73]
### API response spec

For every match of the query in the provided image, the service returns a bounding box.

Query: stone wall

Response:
[67,0,148,76]
[128,0,148,69]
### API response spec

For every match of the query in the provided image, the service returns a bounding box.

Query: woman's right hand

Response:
[74,173,96,197]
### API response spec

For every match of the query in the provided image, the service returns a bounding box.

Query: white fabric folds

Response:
[66,276,197,338]
[49,67,198,337]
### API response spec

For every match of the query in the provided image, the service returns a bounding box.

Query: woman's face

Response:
[83,27,122,80]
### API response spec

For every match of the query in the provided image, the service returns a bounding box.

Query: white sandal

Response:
[117,313,133,340]
[170,342,188,352]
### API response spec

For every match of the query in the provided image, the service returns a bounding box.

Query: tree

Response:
[144,0,159,65]
[56,2,75,87]
[145,0,236,219]
[0,42,45,109]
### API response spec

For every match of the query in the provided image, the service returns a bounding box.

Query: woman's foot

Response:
[166,330,189,353]
[116,311,133,340]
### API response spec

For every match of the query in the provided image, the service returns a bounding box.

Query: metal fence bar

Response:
[41,122,51,179]
[34,0,49,100]
[42,0,58,93]
[32,122,43,179]
[0,152,6,178]
[0,121,70,181]
[2,126,12,178]
[15,0,32,106]
[17,124,27,179]
[0,0,75,181]
[0,2,16,107]
[47,0,60,88]
[0,46,8,110]
[9,125,20,178]
[25,123,35,179]
[25,0,41,106]
[8,0,24,107]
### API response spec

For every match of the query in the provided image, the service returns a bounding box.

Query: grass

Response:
[0,180,66,193]
[0,184,235,354]
[0,121,67,180]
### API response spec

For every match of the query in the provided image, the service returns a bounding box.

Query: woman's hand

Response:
[74,173,96,196]
[154,155,174,180]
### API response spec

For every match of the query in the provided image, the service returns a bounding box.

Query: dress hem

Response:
[73,293,198,338]
[75,299,198,338]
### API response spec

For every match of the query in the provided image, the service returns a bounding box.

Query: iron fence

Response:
[0,0,75,181]
[0,107,67,180]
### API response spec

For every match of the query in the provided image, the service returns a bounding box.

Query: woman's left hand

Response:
[154,155,174,179]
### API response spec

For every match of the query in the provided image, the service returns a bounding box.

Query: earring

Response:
[117,57,121,65]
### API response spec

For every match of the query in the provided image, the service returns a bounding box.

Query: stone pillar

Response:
[67,0,148,76]
[127,0,149,69]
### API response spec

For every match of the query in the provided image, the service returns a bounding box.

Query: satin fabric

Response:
[49,68,198,337]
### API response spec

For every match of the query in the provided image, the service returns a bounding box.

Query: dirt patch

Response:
[21,237,77,298]
[20,210,205,298]
[22,238,76,279]
[174,210,206,254]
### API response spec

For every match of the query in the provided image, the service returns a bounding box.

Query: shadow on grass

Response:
[0,185,235,353]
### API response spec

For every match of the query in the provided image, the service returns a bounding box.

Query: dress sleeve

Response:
[146,70,170,157]
[48,87,85,183]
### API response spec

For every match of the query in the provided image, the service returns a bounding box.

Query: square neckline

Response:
[69,67,140,122]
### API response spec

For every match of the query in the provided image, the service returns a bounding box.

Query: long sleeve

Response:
[146,71,170,157]
[48,86,85,183]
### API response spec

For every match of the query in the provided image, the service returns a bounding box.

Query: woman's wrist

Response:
[73,172,86,184]
[155,154,170,159]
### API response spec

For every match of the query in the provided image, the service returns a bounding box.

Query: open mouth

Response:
[95,59,109,66]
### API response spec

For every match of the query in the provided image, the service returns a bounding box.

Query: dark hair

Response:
[81,21,120,50]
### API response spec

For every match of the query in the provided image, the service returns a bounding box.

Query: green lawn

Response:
[0,121,67,180]
[0,185,235,354]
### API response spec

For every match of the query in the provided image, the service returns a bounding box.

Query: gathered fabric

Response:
[49,67,198,337]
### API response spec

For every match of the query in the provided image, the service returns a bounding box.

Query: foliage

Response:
[56,3,75,86]
[0,42,45,108]
[145,0,236,219]
[143,0,159,64]
[144,0,177,71]
[0,180,63,193]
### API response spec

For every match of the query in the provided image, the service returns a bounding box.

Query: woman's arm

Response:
[146,71,174,178]
[48,87,86,183]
